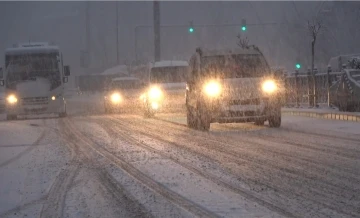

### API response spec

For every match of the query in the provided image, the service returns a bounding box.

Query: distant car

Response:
[140,60,189,117]
[104,77,143,113]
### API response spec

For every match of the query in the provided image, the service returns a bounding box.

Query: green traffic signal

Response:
[295,63,301,69]
[189,27,194,33]
[241,26,247,31]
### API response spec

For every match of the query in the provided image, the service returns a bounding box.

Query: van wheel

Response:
[59,112,67,118]
[197,104,211,131]
[187,107,198,129]
[269,115,281,128]
[144,109,155,118]
[7,114,17,120]
[254,119,265,126]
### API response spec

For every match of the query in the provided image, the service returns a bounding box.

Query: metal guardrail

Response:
[282,110,360,122]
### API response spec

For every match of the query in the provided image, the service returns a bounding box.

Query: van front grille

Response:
[22,97,49,105]
[229,98,260,105]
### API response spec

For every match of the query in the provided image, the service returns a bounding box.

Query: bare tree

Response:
[237,34,249,49]
[308,19,322,107]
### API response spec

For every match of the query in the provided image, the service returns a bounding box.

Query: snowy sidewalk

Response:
[282,107,360,122]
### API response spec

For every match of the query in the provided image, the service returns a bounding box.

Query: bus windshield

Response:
[5,53,61,90]
[150,66,187,83]
[201,54,270,78]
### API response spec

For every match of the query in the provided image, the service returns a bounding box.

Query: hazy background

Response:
[0,1,359,79]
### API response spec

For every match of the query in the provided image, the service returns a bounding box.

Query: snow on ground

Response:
[0,119,69,218]
[1,95,360,218]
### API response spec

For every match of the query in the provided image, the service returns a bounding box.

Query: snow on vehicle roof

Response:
[153,60,188,68]
[201,48,261,57]
[101,65,129,76]
[5,43,59,55]
[111,76,139,81]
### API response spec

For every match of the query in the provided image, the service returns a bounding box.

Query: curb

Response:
[282,110,360,122]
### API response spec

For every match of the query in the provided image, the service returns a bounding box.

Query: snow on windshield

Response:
[150,66,187,83]
[5,53,61,90]
[201,54,270,78]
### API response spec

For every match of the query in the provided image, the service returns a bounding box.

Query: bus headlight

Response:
[204,81,221,97]
[262,80,277,94]
[111,93,122,103]
[7,95,18,104]
[148,87,162,100]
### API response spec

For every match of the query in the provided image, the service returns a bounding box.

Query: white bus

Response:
[0,42,70,120]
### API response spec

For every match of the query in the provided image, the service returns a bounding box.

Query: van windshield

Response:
[201,54,270,78]
[150,66,187,83]
[110,79,141,90]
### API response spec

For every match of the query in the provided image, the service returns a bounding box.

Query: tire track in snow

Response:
[94,116,297,218]
[0,120,47,168]
[110,115,360,218]
[42,118,152,218]
[64,117,219,218]
[40,119,81,218]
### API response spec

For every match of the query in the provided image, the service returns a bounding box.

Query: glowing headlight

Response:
[148,87,162,100]
[7,95,18,104]
[151,102,159,110]
[51,96,56,101]
[204,81,221,97]
[111,93,122,103]
[262,80,277,93]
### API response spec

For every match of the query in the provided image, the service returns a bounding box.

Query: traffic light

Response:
[295,57,301,69]
[189,21,194,33]
[241,19,247,31]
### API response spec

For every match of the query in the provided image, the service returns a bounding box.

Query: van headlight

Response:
[111,93,122,103]
[151,102,159,110]
[204,81,221,97]
[262,80,277,93]
[148,87,162,100]
[7,94,18,104]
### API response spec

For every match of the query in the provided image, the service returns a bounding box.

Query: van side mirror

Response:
[64,66,70,76]
[63,77,68,83]
[0,80,4,86]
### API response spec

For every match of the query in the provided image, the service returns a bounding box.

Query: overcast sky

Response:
[0,1,359,74]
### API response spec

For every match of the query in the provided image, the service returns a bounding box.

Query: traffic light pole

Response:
[133,22,289,63]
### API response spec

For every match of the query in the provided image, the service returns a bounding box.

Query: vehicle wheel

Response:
[187,107,198,129]
[59,112,67,118]
[269,115,281,128]
[59,104,67,117]
[254,119,265,126]
[144,109,155,118]
[7,114,17,120]
[197,103,211,131]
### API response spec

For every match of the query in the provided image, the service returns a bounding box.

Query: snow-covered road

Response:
[1,99,360,218]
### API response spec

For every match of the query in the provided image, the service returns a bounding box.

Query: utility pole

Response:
[116,1,119,65]
[153,1,161,62]
[84,1,90,69]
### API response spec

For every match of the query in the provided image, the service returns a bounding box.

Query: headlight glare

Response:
[204,81,221,97]
[151,102,159,110]
[262,80,277,93]
[7,95,18,104]
[148,87,162,100]
[111,93,122,103]
[51,96,56,100]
